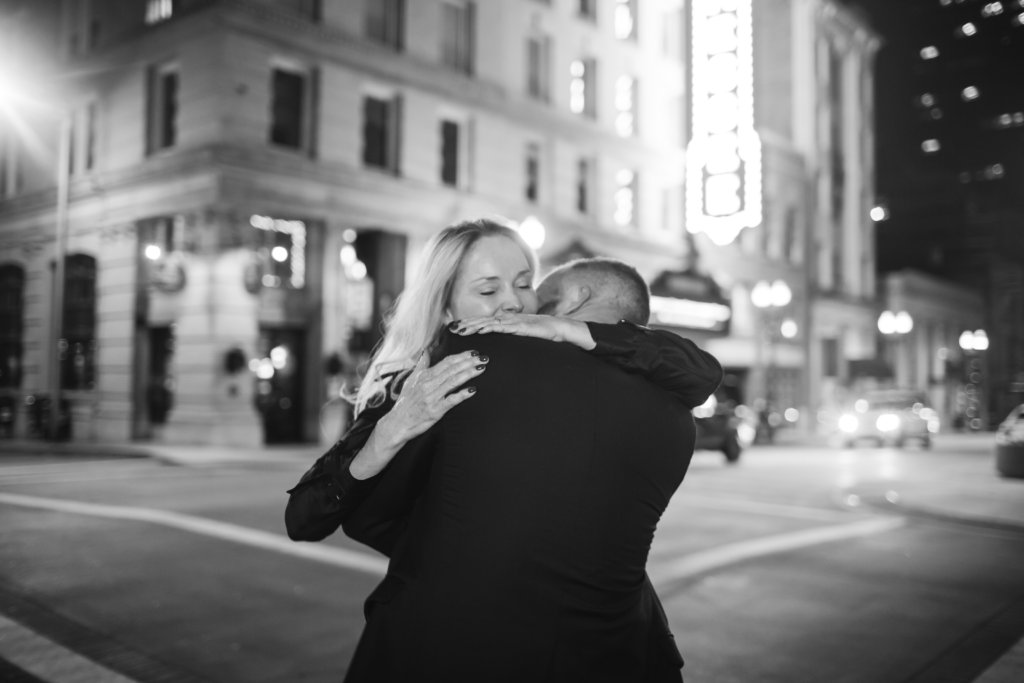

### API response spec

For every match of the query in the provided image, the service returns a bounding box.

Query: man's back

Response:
[346,331,693,682]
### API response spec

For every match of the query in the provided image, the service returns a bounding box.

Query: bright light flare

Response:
[876,413,901,433]
[838,414,859,434]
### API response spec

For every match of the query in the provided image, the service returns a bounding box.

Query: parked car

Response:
[995,404,1024,478]
[693,392,756,463]
[834,389,939,448]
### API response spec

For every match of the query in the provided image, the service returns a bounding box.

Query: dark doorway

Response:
[256,328,305,444]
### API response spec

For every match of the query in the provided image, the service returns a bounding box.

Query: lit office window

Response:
[919,93,936,106]
[962,85,980,101]
[362,94,402,173]
[615,75,637,137]
[921,138,941,153]
[145,0,174,25]
[270,66,317,153]
[614,168,637,227]
[959,22,978,36]
[981,2,1004,17]
[569,58,596,118]
[526,34,551,102]
[365,0,405,50]
[146,61,178,154]
[920,45,939,59]
[614,0,637,41]
[441,1,475,75]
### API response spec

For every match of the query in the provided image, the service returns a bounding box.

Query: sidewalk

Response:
[0,438,324,468]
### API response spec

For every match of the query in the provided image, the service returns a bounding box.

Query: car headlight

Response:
[876,413,901,432]
[838,414,859,433]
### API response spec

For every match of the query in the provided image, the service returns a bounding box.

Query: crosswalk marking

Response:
[0,614,139,683]
[0,492,388,576]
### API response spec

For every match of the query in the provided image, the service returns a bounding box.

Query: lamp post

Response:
[878,310,914,386]
[958,328,988,431]
[751,279,791,441]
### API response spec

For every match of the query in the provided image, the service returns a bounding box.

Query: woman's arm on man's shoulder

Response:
[586,321,724,409]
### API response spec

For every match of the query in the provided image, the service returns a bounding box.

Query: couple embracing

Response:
[286,218,722,682]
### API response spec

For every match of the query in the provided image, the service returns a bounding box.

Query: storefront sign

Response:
[686,0,762,246]
[648,269,732,334]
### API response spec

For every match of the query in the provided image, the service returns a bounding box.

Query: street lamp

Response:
[958,329,988,431]
[1,70,73,440]
[878,310,914,386]
[750,279,792,441]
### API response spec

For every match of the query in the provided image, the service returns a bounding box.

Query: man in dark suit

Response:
[337,259,710,682]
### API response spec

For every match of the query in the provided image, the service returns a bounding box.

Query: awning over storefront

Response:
[848,357,893,380]
[648,269,731,335]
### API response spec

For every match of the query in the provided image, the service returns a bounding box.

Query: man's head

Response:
[537,257,650,325]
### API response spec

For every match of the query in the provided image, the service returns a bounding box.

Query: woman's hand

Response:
[451,313,596,350]
[349,350,487,479]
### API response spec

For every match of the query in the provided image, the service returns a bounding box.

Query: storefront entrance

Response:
[256,327,305,444]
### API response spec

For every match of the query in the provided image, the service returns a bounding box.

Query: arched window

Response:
[61,254,97,390]
[0,263,25,388]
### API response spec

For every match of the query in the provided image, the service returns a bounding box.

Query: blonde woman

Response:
[286,218,720,542]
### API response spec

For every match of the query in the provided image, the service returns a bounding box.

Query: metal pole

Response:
[48,111,71,440]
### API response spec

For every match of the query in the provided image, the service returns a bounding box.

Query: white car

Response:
[835,390,939,448]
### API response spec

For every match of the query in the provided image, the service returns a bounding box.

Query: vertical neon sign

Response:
[686,0,762,245]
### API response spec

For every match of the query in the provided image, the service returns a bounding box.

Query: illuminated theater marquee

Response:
[686,0,762,246]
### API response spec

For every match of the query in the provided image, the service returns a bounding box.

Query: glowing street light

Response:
[517,215,546,250]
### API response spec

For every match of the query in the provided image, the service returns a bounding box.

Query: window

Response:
[782,207,799,264]
[362,94,401,173]
[61,254,97,391]
[146,61,178,154]
[69,102,97,176]
[576,157,593,214]
[525,143,540,203]
[660,0,682,58]
[614,168,637,227]
[615,75,637,137]
[526,33,551,102]
[579,0,597,22]
[440,118,469,188]
[614,0,637,41]
[0,264,25,389]
[366,0,404,50]
[250,215,307,290]
[269,65,318,154]
[661,184,682,232]
[145,0,176,25]
[0,134,21,198]
[822,338,839,378]
[441,1,475,75]
[569,58,597,118]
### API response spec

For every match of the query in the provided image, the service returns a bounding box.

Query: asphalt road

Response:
[0,439,1021,682]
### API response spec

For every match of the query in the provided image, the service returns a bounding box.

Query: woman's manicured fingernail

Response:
[478,355,489,363]
[448,320,461,331]
[467,386,477,394]
[475,364,487,371]
[470,350,479,357]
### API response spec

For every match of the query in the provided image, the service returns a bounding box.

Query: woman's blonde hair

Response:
[353,218,537,415]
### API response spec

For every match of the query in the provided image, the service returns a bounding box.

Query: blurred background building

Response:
[844,0,1024,429]
[0,0,1004,448]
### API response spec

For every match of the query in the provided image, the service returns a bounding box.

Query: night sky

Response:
[840,0,1024,282]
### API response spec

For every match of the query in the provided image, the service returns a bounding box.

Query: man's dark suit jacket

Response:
[336,331,695,682]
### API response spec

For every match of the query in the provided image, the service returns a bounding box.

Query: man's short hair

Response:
[551,257,651,324]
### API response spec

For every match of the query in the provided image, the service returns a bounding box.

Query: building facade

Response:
[0,0,885,446]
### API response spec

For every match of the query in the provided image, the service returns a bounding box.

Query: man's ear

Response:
[561,284,592,316]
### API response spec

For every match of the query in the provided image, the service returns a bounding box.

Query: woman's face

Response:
[446,236,538,321]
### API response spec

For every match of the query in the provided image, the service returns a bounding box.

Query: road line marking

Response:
[0,614,139,683]
[974,633,1024,683]
[0,492,387,576]
[676,494,852,521]
[649,517,906,588]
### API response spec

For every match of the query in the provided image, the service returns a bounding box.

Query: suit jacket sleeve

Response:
[586,321,723,409]
[284,401,392,543]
